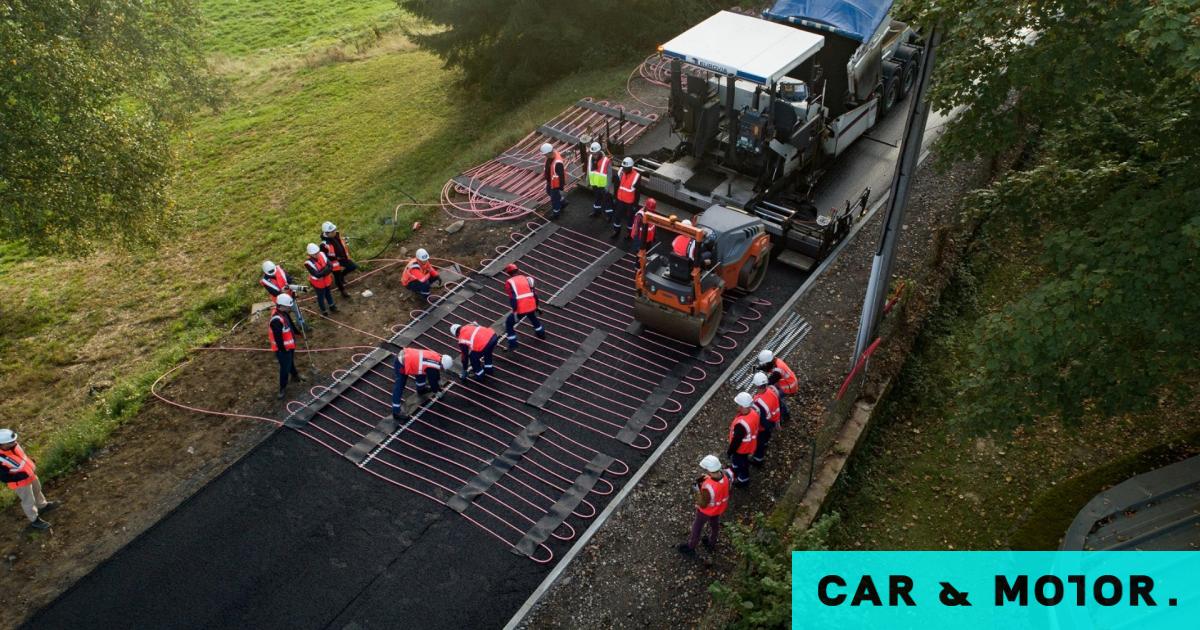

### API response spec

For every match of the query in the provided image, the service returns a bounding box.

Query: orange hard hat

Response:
[503,263,519,274]
[645,198,657,211]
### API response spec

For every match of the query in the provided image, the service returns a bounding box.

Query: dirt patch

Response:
[0,216,506,625]
[520,154,992,629]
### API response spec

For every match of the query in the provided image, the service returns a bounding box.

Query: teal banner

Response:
[792,551,1197,629]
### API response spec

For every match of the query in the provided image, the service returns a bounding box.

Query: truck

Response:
[634,0,924,271]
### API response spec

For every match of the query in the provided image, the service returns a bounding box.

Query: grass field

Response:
[825,214,1200,550]
[0,1,636,486]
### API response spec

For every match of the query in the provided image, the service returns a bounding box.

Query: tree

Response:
[0,0,220,254]
[903,0,1200,424]
[398,0,729,101]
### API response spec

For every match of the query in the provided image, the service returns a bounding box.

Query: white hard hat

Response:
[752,372,769,387]
[699,454,722,473]
[416,248,430,262]
[589,142,601,153]
[0,429,16,445]
[734,392,754,408]
[757,349,775,364]
[306,243,320,256]
[540,142,553,155]
[322,221,337,234]
[262,260,276,275]
[440,354,453,371]
[681,219,692,227]
[621,157,634,168]
[275,293,294,308]
[449,324,462,336]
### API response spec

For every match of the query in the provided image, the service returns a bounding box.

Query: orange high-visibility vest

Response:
[753,386,783,424]
[616,169,640,203]
[547,151,565,190]
[268,310,297,352]
[457,325,495,352]
[0,444,36,490]
[698,472,731,517]
[507,275,538,315]
[401,348,443,376]
[322,236,350,272]
[729,408,760,455]
[261,266,291,296]
[401,259,435,286]
[772,358,799,395]
[306,252,333,289]
[672,235,697,258]
[631,210,656,242]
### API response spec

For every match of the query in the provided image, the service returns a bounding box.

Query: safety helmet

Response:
[0,429,16,445]
[681,219,692,227]
[322,221,337,234]
[734,392,754,408]
[306,243,320,256]
[440,354,454,371]
[275,293,294,308]
[699,454,722,473]
[449,324,462,336]
[503,263,519,275]
[416,248,430,262]
[589,142,602,153]
[757,349,775,365]
[262,260,277,275]
[644,198,657,211]
[752,372,769,387]
[621,157,634,168]
[539,142,553,155]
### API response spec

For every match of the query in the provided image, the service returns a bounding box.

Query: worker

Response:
[727,392,761,487]
[612,157,640,238]
[630,198,658,250]
[269,294,305,400]
[502,263,546,350]
[391,348,453,420]
[450,322,499,382]
[749,371,789,466]
[1,429,58,531]
[671,219,698,258]
[586,142,612,218]
[260,260,309,332]
[401,248,441,300]
[676,454,732,555]
[541,142,567,218]
[305,243,338,315]
[756,349,799,397]
[321,221,358,299]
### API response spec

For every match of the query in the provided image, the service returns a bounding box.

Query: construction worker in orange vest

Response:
[391,348,453,421]
[502,263,546,350]
[260,260,309,332]
[451,322,499,382]
[677,454,732,555]
[586,142,613,218]
[540,142,568,218]
[321,221,358,299]
[749,371,790,466]
[305,243,338,315]
[1,429,58,531]
[756,349,800,397]
[269,293,306,400]
[401,248,441,300]
[671,219,699,258]
[727,392,761,487]
[630,198,659,251]
[611,157,640,239]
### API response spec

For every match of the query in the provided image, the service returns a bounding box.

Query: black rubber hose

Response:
[363,186,419,263]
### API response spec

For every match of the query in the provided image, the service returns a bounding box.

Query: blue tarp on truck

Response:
[764,0,894,42]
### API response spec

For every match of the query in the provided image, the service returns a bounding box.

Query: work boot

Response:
[609,228,620,239]
[701,538,715,551]
[340,290,352,299]
[277,387,287,400]
[294,372,307,382]
[330,304,340,313]
[320,309,330,316]
[40,501,60,515]
[392,410,408,422]
[28,519,51,531]
[676,543,695,555]
[536,330,546,340]
[750,457,765,468]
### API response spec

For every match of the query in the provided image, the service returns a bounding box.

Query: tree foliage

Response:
[398,0,729,101]
[904,0,1200,424]
[0,0,220,254]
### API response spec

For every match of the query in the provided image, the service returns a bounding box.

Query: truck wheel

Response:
[881,77,900,115]
[901,54,920,96]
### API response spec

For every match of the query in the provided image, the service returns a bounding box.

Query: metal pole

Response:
[851,25,942,363]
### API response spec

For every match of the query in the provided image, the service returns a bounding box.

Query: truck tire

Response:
[881,60,902,114]
[900,53,920,97]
